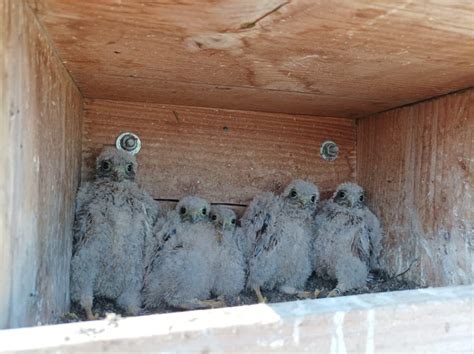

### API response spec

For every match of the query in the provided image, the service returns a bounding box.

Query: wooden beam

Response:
[0,285,472,352]
[82,99,356,204]
[74,74,388,118]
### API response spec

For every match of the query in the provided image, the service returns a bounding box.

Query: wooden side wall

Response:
[357,89,473,287]
[0,0,83,329]
[82,99,356,208]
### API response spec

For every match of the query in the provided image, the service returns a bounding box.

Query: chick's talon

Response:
[295,291,314,299]
[85,308,98,321]
[254,287,267,303]
[327,288,342,297]
[200,299,226,308]
[64,312,80,320]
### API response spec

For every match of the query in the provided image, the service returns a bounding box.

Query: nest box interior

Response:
[1,1,472,345]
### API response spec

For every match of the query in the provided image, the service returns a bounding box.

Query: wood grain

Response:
[357,89,473,287]
[82,99,356,204]
[0,0,83,329]
[28,0,474,117]
[1,285,472,353]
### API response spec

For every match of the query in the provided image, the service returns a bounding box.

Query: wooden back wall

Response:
[82,99,356,208]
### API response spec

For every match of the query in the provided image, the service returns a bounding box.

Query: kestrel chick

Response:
[313,182,383,297]
[242,180,320,303]
[143,196,224,310]
[209,206,246,300]
[71,147,159,320]
[238,191,277,263]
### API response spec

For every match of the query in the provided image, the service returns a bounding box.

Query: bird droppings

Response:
[330,311,347,354]
[292,318,302,344]
[365,309,375,354]
[444,322,450,333]
[61,271,418,323]
[269,339,285,348]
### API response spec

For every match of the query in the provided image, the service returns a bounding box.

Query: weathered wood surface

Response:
[0,285,472,353]
[28,0,474,117]
[82,99,356,204]
[357,89,474,287]
[0,0,83,329]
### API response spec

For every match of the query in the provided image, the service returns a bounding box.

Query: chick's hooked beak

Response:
[344,199,353,208]
[298,196,312,208]
[194,208,211,223]
[190,212,201,223]
[224,220,232,229]
[337,198,352,208]
[111,167,125,181]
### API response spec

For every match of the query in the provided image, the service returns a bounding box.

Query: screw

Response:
[321,140,339,161]
[116,132,141,155]
[124,136,137,149]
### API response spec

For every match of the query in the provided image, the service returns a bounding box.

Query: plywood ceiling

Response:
[29,0,474,117]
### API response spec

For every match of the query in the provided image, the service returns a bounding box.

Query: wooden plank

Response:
[357,88,474,287]
[28,0,474,117]
[72,74,388,118]
[0,0,83,329]
[0,285,472,353]
[82,99,356,204]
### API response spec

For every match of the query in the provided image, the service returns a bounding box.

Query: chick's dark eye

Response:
[211,214,217,221]
[290,190,297,198]
[310,195,316,203]
[101,161,111,171]
[231,219,236,225]
[338,191,345,198]
[359,195,364,202]
[202,208,207,215]
[126,163,133,172]
[179,207,186,215]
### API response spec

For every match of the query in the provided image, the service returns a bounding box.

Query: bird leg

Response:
[117,291,142,316]
[124,304,142,316]
[84,305,98,321]
[280,285,317,299]
[199,299,226,308]
[174,298,226,311]
[295,291,317,299]
[327,288,342,297]
[80,296,98,320]
[253,286,267,303]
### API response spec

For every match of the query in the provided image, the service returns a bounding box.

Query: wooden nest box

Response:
[1,1,472,351]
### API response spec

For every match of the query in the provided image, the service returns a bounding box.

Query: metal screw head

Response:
[320,140,339,161]
[116,132,141,155]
